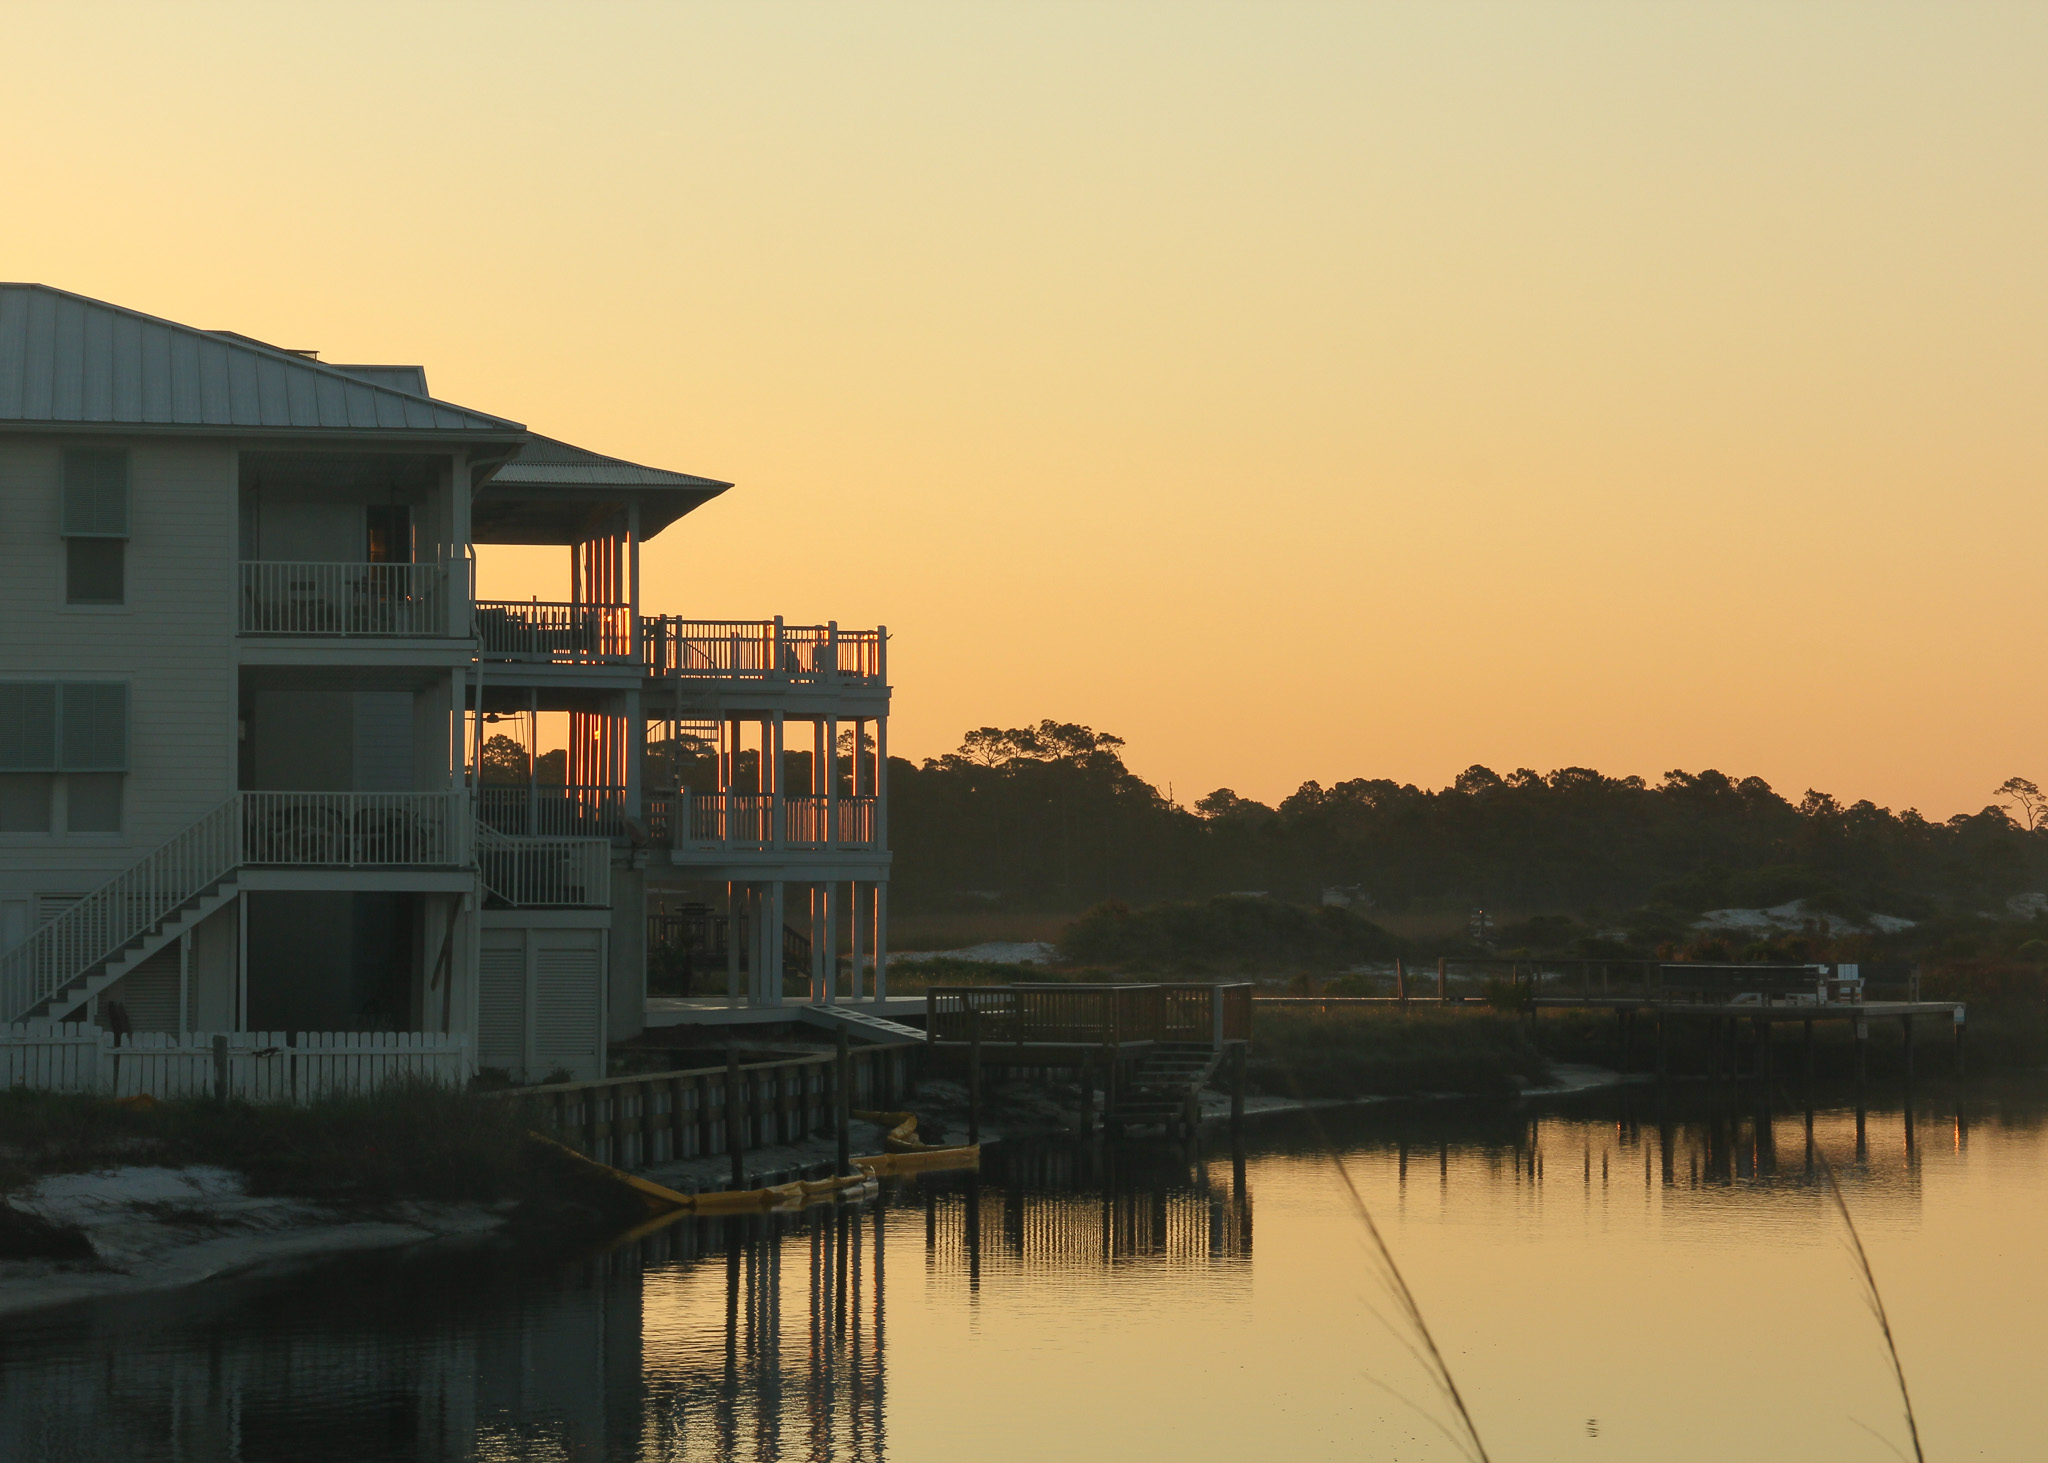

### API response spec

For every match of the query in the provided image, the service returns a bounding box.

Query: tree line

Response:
[886,720,2048,923]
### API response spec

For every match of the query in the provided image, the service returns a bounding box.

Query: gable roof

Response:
[474,433,731,543]
[0,285,522,436]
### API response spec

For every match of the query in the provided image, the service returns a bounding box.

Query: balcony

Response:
[240,562,449,637]
[641,619,883,684]
[474,600,632,663]
[477,783,626,840]
[240,792,469,866]
[649,791,880,853]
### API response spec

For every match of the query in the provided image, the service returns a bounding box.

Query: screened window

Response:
[0,685,127,773]
[0,684,128,835]
[66,538,124,604]
[62,451,129,536]
[63,450,129,605]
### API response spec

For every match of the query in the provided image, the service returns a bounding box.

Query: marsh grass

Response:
[0,1082,588,1208]
[1249,1007,1551,1098]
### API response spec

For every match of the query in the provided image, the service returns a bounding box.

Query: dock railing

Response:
[499,1043,919,1170]
[926,983,1251,1048]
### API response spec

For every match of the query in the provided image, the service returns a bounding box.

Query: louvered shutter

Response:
[62,450,129,536]
[59,683,128,771]
[477,933,529,1077]
[0,684,58,771]
[533,931,603,1081]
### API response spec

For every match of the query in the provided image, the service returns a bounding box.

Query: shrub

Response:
[1059,897,1403,974]
[1246,1006,1550,1098]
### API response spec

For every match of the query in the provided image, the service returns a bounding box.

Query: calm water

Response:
[6,1080,2047,1462]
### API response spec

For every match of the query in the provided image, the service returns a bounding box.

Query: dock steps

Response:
[1105,1041,1225,1134]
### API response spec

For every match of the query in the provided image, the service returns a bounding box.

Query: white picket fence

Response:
[0,1026,471,1102]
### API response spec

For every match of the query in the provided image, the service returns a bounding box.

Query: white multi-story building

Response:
[0,285,893,1080]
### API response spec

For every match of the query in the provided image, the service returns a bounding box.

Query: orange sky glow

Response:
[9,3,2046,816]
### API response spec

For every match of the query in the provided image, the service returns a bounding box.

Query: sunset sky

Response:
[10,4,2045,817]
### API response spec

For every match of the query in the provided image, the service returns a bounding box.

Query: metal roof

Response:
[490,433,730,493]
[474,433,731,544]
[0,285,522,435]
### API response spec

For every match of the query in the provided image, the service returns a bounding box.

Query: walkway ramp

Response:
[799,1004,925,1043]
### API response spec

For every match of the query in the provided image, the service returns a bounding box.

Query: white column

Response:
[824,882,839,1006]
[771,712,785,851]
[767,881,786,1007]
[726,881,741,1002]
[624,690,642,830]
[875,712,888,853]
[449,448,470,638]
[874,883,888,1003]
[849,880,864,1002]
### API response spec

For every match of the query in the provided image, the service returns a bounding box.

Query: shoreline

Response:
[0,1064,1645,1320]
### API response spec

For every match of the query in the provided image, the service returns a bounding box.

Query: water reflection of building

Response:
[3,1151,1258,1463]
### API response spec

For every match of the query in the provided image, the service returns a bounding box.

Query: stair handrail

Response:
[2,796,243,1024]
[475,820,610,908]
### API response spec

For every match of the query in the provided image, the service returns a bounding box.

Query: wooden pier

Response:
[1267,958,1967,1079]
[925,983,1254,1138]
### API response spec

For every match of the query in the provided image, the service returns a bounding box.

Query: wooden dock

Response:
[1266,958,1967,1080]
[925,983,1254,1139]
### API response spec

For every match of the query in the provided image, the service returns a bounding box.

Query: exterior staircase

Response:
[1104,1042,1226,1135]
[2,797,244,1025]
[800,1004,924,1043]
[4,791,496,1026]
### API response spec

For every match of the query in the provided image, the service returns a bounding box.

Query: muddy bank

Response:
[0,1165,511,1319]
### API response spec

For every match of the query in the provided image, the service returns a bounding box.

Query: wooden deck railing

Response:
[926,983,1252,1048]
[503,1044,920,1170]
[644,791,882,851]
[474,599,633,661]
[641,617,885,684]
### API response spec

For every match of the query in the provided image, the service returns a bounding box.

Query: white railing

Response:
[241,792,468,867]
[0,1025,470,1100]
[2,793,472,1024]
[473,599,632,661]
[641,617,885,683]
[682,792,775,846]
[240,561,448,637]
[476,784,626,839]
[661,792,880,851]
[476,823,610,908]
[1,798,242,1025]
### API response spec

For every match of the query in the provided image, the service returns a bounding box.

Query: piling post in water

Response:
[967,1005,982,1145]
[835,1027,852,1176]
[727,1046,747,1190]
[1900,1014,1915,1083]
[1803,1018,1815,1087]
[1854,1018,1869,1094]
[1395,958,1408,1008]
[1656,1011,1669,1081]
[1437,956,1448,1004]
[1230,1043,1246,1132]
[1954,1007,1967,1078]
[1756,1016,1771,1084]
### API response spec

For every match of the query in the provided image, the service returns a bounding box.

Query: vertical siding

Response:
[0,436,235,900]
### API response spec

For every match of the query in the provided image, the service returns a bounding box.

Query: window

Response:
[63,449,128,605]
[0,774,51,833]
[0,683,128,834]
[67,539,124,604]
